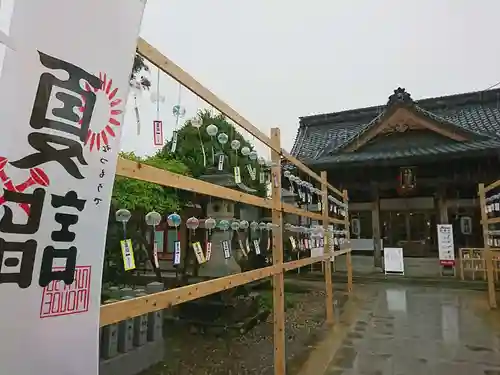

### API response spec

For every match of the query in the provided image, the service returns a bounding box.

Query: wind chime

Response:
[170,84,186,153]
[145,211,162,269]
[218,219,231,262]
[186,216,205,264]
[151,68,166,146]
[190,116,207,166]
[204,217,217,261]
[231,220,246,257]
[205,124,219,166]
[115,208,135,271]
[167,213,182,266]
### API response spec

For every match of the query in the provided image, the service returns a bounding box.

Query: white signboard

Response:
[0,1,146,375]
[437,224,456,266]
[384,247,405,274]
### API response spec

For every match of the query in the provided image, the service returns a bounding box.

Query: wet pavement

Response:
[325,284,500,375]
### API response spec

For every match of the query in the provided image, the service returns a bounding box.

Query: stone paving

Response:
[325,285,500,375]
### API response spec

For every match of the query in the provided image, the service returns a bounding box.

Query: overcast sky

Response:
[122,0,500,158]
[4,0,500,159]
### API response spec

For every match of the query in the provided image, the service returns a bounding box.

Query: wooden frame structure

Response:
[458,247,500,282]
[479,182,500,308]
[99,38,352,375]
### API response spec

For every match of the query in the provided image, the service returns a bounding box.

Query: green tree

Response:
[160,110,267,197]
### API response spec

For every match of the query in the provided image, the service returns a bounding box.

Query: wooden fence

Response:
[99,37,353,375]
[478,182,500,308]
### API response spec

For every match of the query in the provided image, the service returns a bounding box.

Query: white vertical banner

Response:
[0,1,146,375]
[437,224,456,266]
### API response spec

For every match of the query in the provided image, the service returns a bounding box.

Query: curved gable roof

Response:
[292,87,500,163]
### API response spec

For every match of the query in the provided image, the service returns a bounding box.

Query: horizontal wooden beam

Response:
[137,38,277,154]
[100,251,334,326]
[282,203,323,221]
[136,37,346,201]
[329,217,345,225]
[283,254,330,271]
[485,179,500,193]
[100,265,280,326]
[486,217,500,225]
[116,157,272,209]
[332,248,351,257]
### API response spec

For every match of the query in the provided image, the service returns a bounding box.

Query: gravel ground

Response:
[141,290,337,375]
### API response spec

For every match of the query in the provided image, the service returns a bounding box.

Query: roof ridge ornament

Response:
[387,87,413,106]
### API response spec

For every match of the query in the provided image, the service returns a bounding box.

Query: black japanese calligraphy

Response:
[97,183,103,192]
[39,245,77,287]
[51,191,86,212]
[51,191,86,242]
[100,158,108,164]
[11,133,88,179]
[30,51,100,142]
[99,169,105,178]
[94,197,102,205]
[0,188,45,234]
[0,239,37,288]
[51,213,78,242]
[101,145,111,152]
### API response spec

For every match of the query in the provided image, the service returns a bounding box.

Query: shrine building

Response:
[290,87,500,268]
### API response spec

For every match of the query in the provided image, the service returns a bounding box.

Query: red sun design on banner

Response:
[80,72,123,151]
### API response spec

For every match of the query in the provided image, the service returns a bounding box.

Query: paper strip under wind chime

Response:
[153,120,163,146]
[230,139,241,183]
[171,85,185,153]
[204,217,216,261]
[231,221,247,257]
[134,94,141,135]
[217,132,229,171]
[190,116,206,166]
[222,240,231,259]
[120,239,136,271]
[192,242,206,264]
[151,67,166,146]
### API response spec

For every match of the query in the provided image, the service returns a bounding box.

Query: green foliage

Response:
[160,110,267,196]
[103,152,189,286]
[112,152,189,213]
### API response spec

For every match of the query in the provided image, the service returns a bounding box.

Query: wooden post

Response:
[372,188,382,269]
[270,128,286,374]
[479,183,496,308]
[344,189,353,292]
[321,171,334,324]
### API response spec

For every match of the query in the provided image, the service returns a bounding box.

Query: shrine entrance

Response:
[381,209,437,257]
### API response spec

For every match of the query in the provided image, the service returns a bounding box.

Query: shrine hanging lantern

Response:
[397,166,417,195]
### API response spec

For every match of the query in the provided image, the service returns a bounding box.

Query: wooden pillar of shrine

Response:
[437,188,449,224]
[372,187,382,269]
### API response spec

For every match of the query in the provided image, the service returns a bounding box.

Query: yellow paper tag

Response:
[120,239,136,271]
[192,241,206,264]
[238,239,247,257]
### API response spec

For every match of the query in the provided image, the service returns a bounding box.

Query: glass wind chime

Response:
[159,212,282,266]
[150,68,166,146]
[170,84,186,153]
[284,171,323,209]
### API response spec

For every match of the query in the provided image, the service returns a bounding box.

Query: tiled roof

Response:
[291,87,500,164]
[310,138,500,167]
